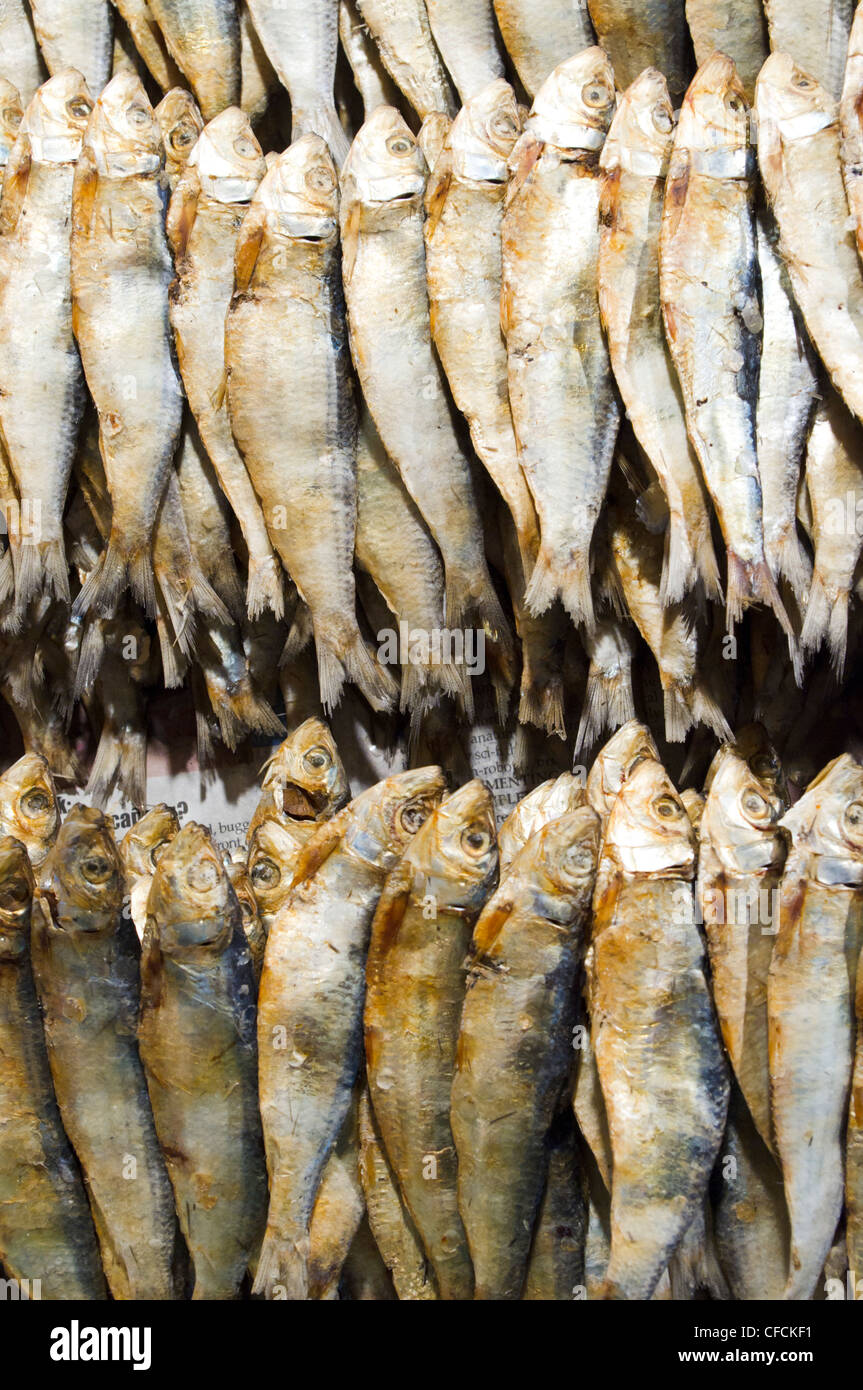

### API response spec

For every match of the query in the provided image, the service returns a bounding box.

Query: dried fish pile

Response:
[2,8,863,811]
[2,715,862,1301]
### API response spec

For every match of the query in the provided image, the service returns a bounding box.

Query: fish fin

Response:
[662,516,722,606]
[399,659,465,715]
[13,537,70,611]
[522,548,559,616]
[208,684,285,751]
[519,677,566,740]
[315,640,346,713]
[0,545,13,606]
[245,553,284,622]
[423,155,452,240]
[166,167,201,265]
[471,897,515,958]
[339,631,398,714]
[765,529,812,607]
[73,536,156,620]
[252,1220,310,1300]
[290,812,348,888]
[281,603,314,663]
[726,551,799,671]
[525,546,595,630]
[86,720,147,810]
[340,198,361,285]
[504,133,542,210]
[71,145,99,241]
[155,610,185,690]
[0,132,31,235]
[801,570,848,677]
[74,621,107,699]
[370,865,413,953]
[575,658,636,758]
[662,682,731,744]
[233,204,266,295]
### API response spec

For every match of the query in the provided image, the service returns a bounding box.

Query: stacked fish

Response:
[2,5,863,810]
[2,713,862,1301]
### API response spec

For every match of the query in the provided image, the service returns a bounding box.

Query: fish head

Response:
[257,133,339,241]
[0,79,23,167]
[147,822,235,951]
[603,758,696,877]
[188,105,265,204]
[0,836,34,960]
[586,719,660,824]
[600,67,674,175]
[85,72,163,178]
[405,778,498,910]
[779,754,863,883]
[701,748,786,873]
[528,806,601,900]
[528,47,616,153]
[20,70,93,165]
[450,79,522,182]
[418,111,452,172]
[703,723,785,797]
[499,773,586,869]
[119,803,180,879]
[156,87,204,182]
[43,805,122,933]
[755,52,836,176]
[0,753,60,868]
[340,106,427,208]
[674,53,751,173]
[247,816,305,921]
[347,765,447,869]
[259,717,349,820]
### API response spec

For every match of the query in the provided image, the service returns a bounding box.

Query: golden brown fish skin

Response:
[340,107,509,646]
[0,836,107,1300]
[697,746,787,1153]
[684,0,768,100]
[768,754,863,1300]
[588,0,692,104]
[228,137,395,714]
[354,0,457,119]
[110,0,183,90]
[585,718,659,825]
[255,765,446,1300]
[0,751,59,869]
[338,0,397,117]
[502,52,620,632]
[175,417,245,620]
[590,758,730,1300]
[120,802,180,940]
[452,806,599,1299]
[424,80,539,580]
[226,856,267,983]
[307,1089,365,1299]
[167,106,282,622]
[0,72,93,610]
[0,0,47,103]
[259,716,350,821]
[29,1,114,93]
[357,1082,439,1299]
[847,956,863,1282]
[147,0,241,119]
[491,0,595,99]
[522,1109,586,1300]
[575,617,638,758]
[714,1084,790,1300]
[246,0,350,162]
[71,73,184,621]
[598,70,720,605]
[424,0,505,103]
[365,780,498,1300]
[661,56,791,639]
[766,0,853,102]
[154,87,203,188]
[139,823,267,1300]
[31,805,181,1300]
[497,772,586,874]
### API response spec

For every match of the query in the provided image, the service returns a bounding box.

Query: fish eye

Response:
[794,75,813,89]
[727,96,744,112]
[306,163,335,192]
[172,120,197,148]
[128,104,150,128]
[1,876,29,904]
[750,753,777,780]
[251,858,280,887]
[386,134,414,157]
[303,746,331,771]
[80,854,113,885]
[21,788,51,816]
[652,103,673,133]
[461,824,492,855]
[233,134,257,159]
[742,790,770,819]
[399,802,428,835]
[491,111,519,138]
[3,106,21,129]
[67,97,92,121]
[187,859,219,892]
[654,794,682,820]
[845,801,863,830]
[582,81,613,110]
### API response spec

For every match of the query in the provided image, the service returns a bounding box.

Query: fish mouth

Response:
[276,781,326,819]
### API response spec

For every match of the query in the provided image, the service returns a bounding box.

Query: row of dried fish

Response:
[2,712,861,1299]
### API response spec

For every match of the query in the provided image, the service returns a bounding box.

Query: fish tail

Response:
[727,551,800,676]
[14,536,71,611]
[292,102,351,169]
[765,529,812,607]
[315,640,347,713]
[343,630,399,713]
[519,676,566,740]
[209,684,285,751]
[512,720,531,774]
[73,621,107,699]
[662,517,722,606]
[74,536,154,620]
[0,545,12,606]
[523,548,561,618]
[801,570,848,678]
[280,604,314,664]
[663,682,731,744]
[214,559,247,622]
[399,659,465,715]
[574,660,636,758]
[86,719,147,810]
[157,566,234,662]
[559,553,596,632]
[251,1221,310,1301]
[246,553,285,622]
[155,613,186,690]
